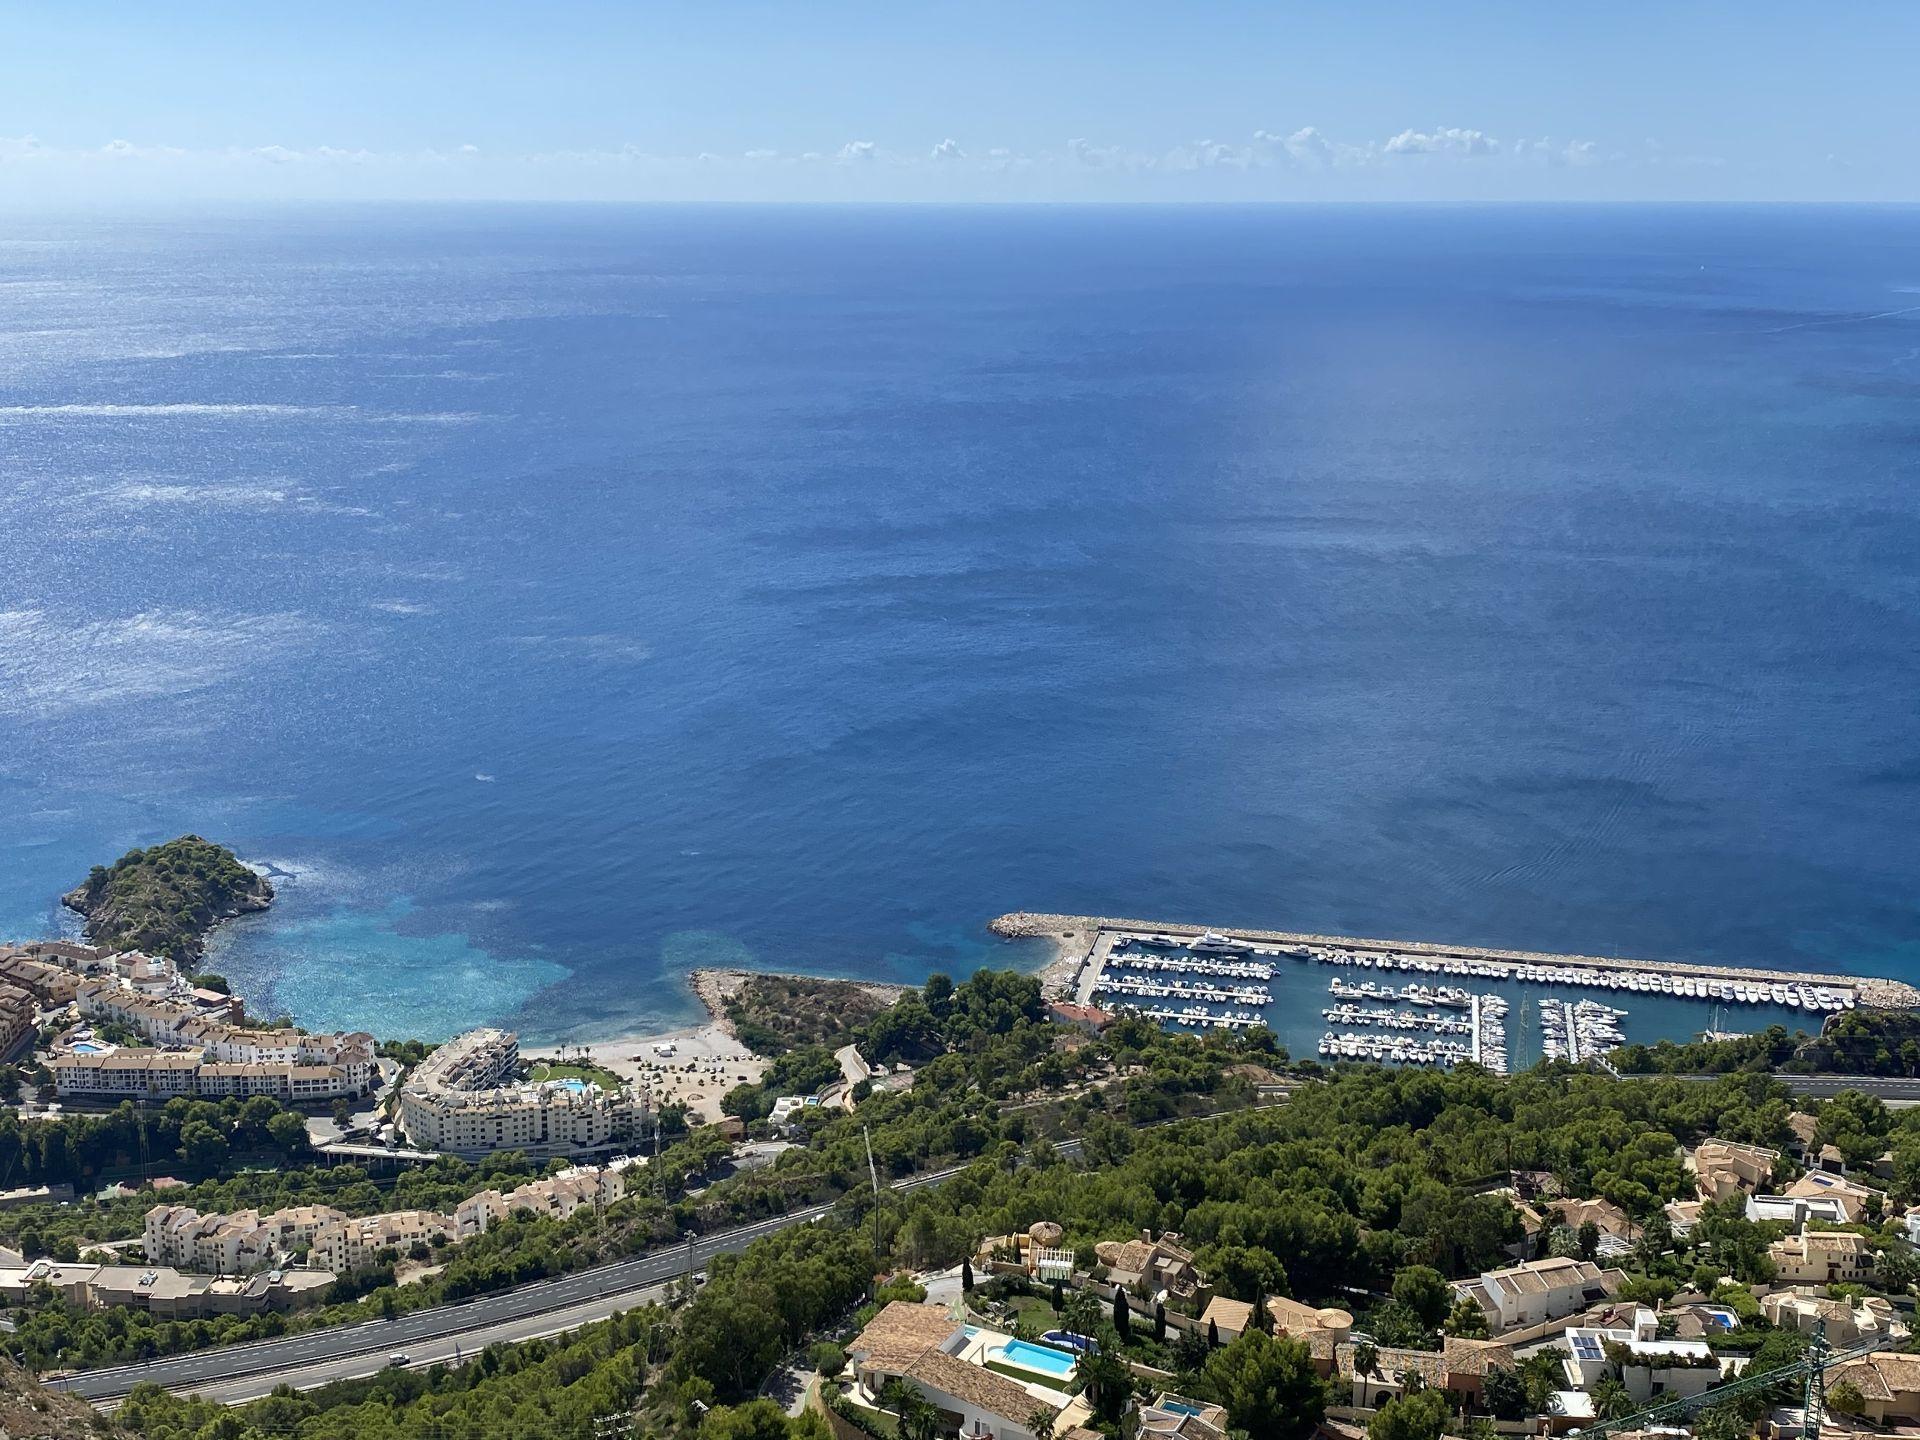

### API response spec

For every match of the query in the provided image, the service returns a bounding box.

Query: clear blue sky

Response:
[4,1,1916,202]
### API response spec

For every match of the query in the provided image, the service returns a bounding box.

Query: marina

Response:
[1329,977,1472,1008]
[1543,999,1628,1063]
[1320,1004,1471,1035]
[1317,1031,1472,1066]
[1106,1003,1266,1031]
[1472,995,1509,1075]
[1002,910,1919,1068]
[1092,974,1272,1006]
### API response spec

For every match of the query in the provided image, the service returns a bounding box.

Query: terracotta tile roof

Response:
[850,1300,961,1373]
[1268,1295,1353,1333]
[1829,1351,1920,1403]
[907,1348,1056,1425]
[1552,1197,1633,1238]
[1337,1343,1446,1387]
[1201,1297,1254,1333]
[1441,1336,1515,1376]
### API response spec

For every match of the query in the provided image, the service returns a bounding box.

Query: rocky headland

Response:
[63,834,273,965]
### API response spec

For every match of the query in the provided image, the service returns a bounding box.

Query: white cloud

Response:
[930,138,965,162]
[1165,139,1252,171]
[1254,126,1340,168]
[836,139,877,164]
[1384,126,1498,157]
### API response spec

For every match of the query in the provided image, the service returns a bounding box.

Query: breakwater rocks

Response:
[988,911,1920,1011]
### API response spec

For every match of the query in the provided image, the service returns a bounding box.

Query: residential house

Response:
[1768,1229,1875,1287]
[1823,1351,1920,1426]
[1762,1289,1908,1345]
[1663,1200,1704,1239]
[1782,1171,1885,1224]
[1199,1297,1255,1343]
[1138,1395,1227,1440]
[1784,1112,1820,1167]
[1691,1140,1779,1201]
[1046,1003,1112,1035]
[1560,1312,1720,1407]
[1094,1231,1201,1302]
[845,1302,1064,1440]
[1266,1296,1353,1353]
[1458,1255,1626,1332]
[1337,1337,1514,1411]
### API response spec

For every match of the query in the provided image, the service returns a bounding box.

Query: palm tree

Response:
[1592,1378,1635,1421]
[1061,1289,1100,1345]
[1352,1341,1379,1407]
[898,1392,939,1440]
[1027,1409,1058,1440]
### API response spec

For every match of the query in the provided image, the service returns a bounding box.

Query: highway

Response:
[1709,1073,1920,1103]
[56,1149,1070,1407]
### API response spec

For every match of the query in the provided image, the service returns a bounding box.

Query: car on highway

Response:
[387,1352,410,1368]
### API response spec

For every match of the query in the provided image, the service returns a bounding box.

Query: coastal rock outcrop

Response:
[64,834,273,964]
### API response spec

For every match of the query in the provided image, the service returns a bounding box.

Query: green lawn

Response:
[1006,1295,1061,1326]
[526,1061,621,1091]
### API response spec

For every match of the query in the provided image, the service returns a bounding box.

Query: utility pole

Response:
[864,1124,882,1261]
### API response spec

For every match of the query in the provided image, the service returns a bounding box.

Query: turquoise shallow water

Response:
[1,204,1917,1044]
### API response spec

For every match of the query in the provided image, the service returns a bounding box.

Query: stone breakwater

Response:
[989,911,1920,1010]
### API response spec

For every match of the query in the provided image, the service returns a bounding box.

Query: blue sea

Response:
[1,203,1917,1057]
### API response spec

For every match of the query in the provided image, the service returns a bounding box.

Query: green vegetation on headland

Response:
[1614,1009,1920,1077]
[719,972,901,1056]
[63,835,273,963]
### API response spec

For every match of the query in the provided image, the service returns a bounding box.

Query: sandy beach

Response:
[589,1018,767,1125]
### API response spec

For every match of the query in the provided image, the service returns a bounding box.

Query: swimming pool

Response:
[556,1078,590,1093]
[72,1042,107,1054]
[994,1338,1078,1380]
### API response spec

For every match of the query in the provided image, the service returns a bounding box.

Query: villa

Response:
[1745,1193,1848,1228]
[846,1301,1080,1440]
[1781,1170,1887,1224]
[1690,1140,1779,1201]
[1138,1394,1228,1440]
[1093,1230,1201,1301]
[1763,1289,1908,1345]
[1558,1309,1721,1407]
[1824,1352,1920,1426]
[1338,1337,1514,1410]
[1768,1228,1875,1286]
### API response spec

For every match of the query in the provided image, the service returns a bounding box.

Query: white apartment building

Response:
[398,1029,640,1157]
[311,1209,454,1273]
[59,975,375,1102]
[453,1166,625,1238]
[144,1203,348,1273]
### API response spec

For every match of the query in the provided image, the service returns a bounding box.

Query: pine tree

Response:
[1112,1287,1131,1341]
[961,1258,975,1293]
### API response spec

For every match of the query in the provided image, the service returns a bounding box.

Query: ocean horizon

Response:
[3,202,1917,1059]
